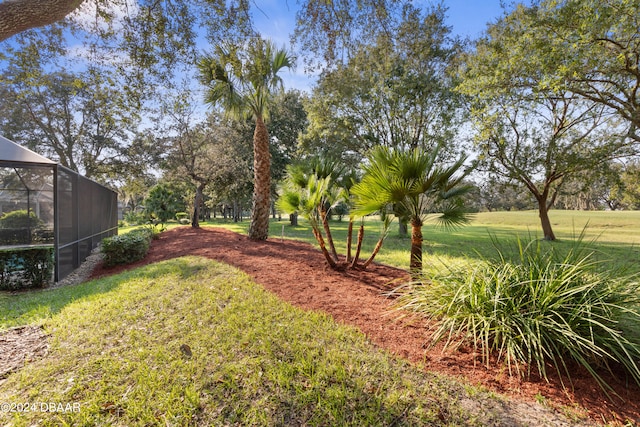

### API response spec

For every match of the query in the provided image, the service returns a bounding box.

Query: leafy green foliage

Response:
[0,247,53,290]
[101,228,154,267]
[457,1,637,240]
[0,209,42,230]
[0,210,45,245]
[300,3,464,165]
[396,235,640,391]
[175,212,190,225]
[1,68,133,178]
[123,211,147,226]
[509,0,640,143]
[143,182,187,224]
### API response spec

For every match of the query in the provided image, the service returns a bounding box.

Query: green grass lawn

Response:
[0,257,526,426]
[202,209,640,274]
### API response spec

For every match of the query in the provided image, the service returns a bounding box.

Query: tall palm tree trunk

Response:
[410,218,423,275]
[249,116,271,240]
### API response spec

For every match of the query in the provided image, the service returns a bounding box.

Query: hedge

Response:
[101,228,153,267]
[0,247,54,291]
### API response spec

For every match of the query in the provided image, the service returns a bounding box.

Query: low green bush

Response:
[123,211,146,226]
[175,212,191,225]
[0,247,54,290]
[142,223,165,239]
[101,229,153,267]
[0,209,43,229]
[395,235,640,391]
[0,210,47,245]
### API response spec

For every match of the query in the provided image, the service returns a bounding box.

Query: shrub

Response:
[144,223,165,239]
[0,209,43,229]
[144,183,186,223]
[0,210,45,244]
[124,211,146,226]
[395,236,640,391]
[0,247,54,290]
[176,212,191,225]
[102,229,152,267]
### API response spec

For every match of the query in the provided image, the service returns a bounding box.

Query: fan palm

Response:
[278,171,343,268]
[352,146,473,273]
[198,38,295,240]
[277,157,391,270]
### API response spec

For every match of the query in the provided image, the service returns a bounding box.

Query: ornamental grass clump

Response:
[395,236,640,391]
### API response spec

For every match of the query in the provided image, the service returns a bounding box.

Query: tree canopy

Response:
[457,2,635,240]
[514,0,640,143]
[301,3,465,166]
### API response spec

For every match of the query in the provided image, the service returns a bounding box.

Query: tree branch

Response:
[0,0,84,42]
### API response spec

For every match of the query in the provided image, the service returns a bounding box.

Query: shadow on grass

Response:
[0,258,203,330]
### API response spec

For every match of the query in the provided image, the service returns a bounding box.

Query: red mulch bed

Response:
[90,226,640,425]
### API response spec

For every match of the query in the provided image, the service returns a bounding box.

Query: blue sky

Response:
[250,0,507,91]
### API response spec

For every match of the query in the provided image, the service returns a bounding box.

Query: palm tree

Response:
[351,146,473,274]
[277,157,391,270]
[278,171,343,268]
[198,38,295,240]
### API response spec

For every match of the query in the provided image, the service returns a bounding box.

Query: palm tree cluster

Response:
[277,157,391,270]
[276,149,473,273]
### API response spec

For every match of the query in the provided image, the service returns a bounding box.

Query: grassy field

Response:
[202,209,640,274]
[0,257,525,426]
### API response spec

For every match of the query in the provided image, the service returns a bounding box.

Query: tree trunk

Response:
[0,0,83,42]
[346,219,353,263]
[350,224,365,268]
[410,218,423,275]
[538,201,556,241]
[248,116,271,240]
[312,227,337,269]
[289,212,298,226]
[192,184,204,228]
[320,207,339,262]
[233,200,240,223]
[362,235,385,268]
[398,219,408,237]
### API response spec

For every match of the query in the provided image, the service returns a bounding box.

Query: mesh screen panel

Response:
[0,166,54,246]
[55,166,117,282]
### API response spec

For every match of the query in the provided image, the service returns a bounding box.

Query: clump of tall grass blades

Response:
[396,236,640,391]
